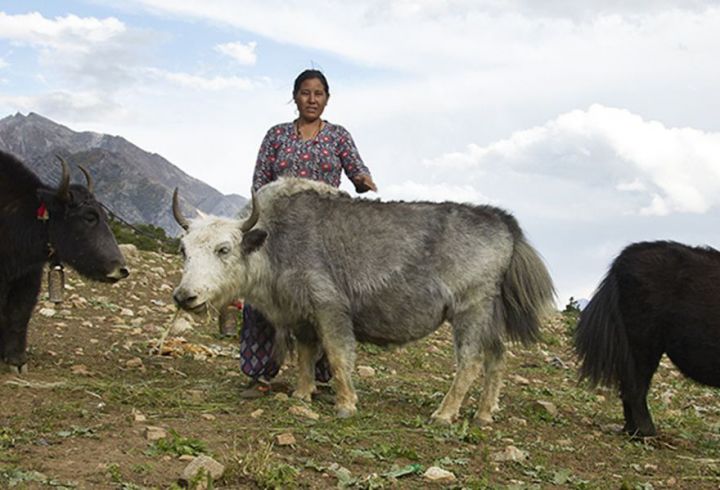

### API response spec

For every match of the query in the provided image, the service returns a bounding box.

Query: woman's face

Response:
[294,78,328,122]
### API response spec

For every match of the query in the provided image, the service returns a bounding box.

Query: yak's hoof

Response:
[628,428,657,439]
[473,413,493,426]
[336,406,357,418]
[430,410,455,426]
[7,363,28,375]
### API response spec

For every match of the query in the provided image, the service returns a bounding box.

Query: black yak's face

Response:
[39,184,128,283]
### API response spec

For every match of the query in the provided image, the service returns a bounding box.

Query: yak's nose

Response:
[173,288,199,309]
[106,265,130,281]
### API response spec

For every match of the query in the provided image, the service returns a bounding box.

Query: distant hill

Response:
[0,112,246,235]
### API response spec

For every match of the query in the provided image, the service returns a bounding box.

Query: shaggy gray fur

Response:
[174,178,555,422]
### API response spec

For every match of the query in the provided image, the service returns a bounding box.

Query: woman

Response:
[240,69,377,397]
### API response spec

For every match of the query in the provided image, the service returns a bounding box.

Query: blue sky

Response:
[2,1,720,305]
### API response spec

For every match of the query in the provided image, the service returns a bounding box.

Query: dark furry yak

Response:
[0,150,128,373]
[575,241,720,437]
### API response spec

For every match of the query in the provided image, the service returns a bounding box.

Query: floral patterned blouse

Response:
[252,121,371,191]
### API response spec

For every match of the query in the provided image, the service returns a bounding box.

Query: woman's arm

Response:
[252,127,280,192]
[337,127,377,193]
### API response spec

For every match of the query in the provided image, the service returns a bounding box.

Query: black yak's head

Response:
[37,157,129,283]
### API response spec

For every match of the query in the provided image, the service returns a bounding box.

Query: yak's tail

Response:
[500,234,556,344]
[574,269,630,388]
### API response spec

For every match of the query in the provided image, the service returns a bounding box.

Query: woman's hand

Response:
[353,174,378,193]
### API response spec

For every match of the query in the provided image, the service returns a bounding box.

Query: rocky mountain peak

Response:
[0,112,246,235]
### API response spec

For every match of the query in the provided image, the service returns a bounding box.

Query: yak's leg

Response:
[0,283,8,369]
[432,301,494,425]
[431,350,483,425]
[293,340,320,402]
[621,400,637,435]
[1,269,42,374]
[621,349,662,437]
[474,338,505,424]
[315,306,357,418]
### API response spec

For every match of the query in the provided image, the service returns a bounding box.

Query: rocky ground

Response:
[2,247,720,489]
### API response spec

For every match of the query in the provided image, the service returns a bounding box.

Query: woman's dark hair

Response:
[293,69,330,97]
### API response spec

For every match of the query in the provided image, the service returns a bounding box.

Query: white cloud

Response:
[0,57,7,69]
[427,105,720,216]
[0,11,155,94]
[143,67,255,91]
[0,11,126,52]
[215,41,257,65]
[111,1,720,77]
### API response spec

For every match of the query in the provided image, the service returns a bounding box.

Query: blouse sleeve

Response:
[336,126,371,180]
[252,127,279,192]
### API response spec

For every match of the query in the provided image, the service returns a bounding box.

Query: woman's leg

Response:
[239,304,281,381]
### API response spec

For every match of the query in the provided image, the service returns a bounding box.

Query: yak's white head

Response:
[171,190,267,314]
[172,178,341,314]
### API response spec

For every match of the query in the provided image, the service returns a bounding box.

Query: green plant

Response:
[110,220,180,254]
[561,297,582,334]
[147,429,208,457]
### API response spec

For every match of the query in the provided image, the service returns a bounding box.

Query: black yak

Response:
[0,150,128,373]
[575,241,720,437]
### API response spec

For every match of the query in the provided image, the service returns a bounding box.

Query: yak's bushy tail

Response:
[500,235,556,344]
[574,270,630,388]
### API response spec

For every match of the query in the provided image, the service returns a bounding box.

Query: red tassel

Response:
[37,201,49,221]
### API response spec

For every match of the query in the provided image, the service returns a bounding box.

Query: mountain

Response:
[0,112,247,235]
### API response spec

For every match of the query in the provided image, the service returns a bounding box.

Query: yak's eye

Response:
[84,211,99,225]
[216,244,231,256]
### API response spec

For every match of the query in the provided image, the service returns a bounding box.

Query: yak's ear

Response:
[241,229,268,254]
[37,188,54,203]
[37,188,62,210]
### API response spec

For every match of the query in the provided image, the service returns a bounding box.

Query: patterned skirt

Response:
[239,304,332,382]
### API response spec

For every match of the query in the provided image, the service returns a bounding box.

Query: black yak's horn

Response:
[240,192,259,233]
[77,165,94,193]
[55,154,71,201]
[172,188,190,231]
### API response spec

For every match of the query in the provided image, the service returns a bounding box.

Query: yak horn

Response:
[240,192,259,233]
[55,154,71,201]
[172,188,190,231]
[77,165,94,193]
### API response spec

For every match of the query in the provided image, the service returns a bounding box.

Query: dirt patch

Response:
[2,249,720,489]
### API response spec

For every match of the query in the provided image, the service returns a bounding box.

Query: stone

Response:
[133,410,147,423]
[508,374,530,385]
[533,400,558,417]
[144,426,167,441]
[276,433,296,446]
[125,357,144,369]
[38,308,56,317]
[150,266,166,276]
[423,466,456,482]
[70,364,92,376]
[170,316,194,335]
[250,409,264,419]
[181,455,225,483]
[119,243,140,262]
[492,445,529,462]
[357,365,376,378]
[289,405,320,420]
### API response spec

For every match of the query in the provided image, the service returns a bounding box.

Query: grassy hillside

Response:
[1,249,719,489]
